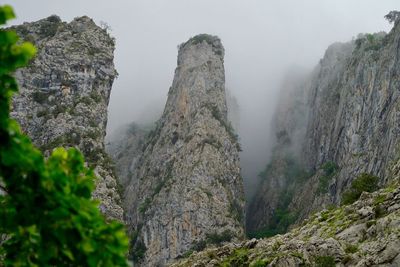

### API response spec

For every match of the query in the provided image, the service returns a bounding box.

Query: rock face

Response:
[172,167,400,267]
[122,34,245,266]
[106,122,151,189]
[248,20,400,235]
[11,16,123,221]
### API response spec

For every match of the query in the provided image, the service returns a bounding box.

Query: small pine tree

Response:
[0,5,129,266]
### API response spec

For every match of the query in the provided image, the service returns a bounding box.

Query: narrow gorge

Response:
[7,11,400,267]
[248,17,400,238]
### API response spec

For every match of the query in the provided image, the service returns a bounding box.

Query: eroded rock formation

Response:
[249,19,400,236]
[11,15,123,221]
[121,34,245,266]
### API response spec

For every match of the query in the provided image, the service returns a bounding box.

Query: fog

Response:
[10,0,398,200]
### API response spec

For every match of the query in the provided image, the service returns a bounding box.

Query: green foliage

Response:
[355,33,384,52]
[220,248,249,267]
[36,109,49,118]
[0,6,129,266]
[79,96,94,106]
[207,103,239,145]
[190,34,215,46]
[250,259,269,267]
[130,240,146,263]
[138,197,151,214]
[314,256,335,267]
[385,10,400,24]
[366,220,376,228]
[374,205,386,218]
[229,200,244,223]
[373,194,386,205]
[38,17,60,38]
[31,90,48,104]
[181,230,234,259]
[341,173,379,205]
[206,229,234,245]
[183,239,207,257]
[321,161,338,176]
[251,156,311,238]
[137,160,175,216]
[344,244,358,254]
[318,161,338,194]
[90,91,102,104]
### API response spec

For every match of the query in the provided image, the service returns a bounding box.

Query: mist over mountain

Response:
[11,0,398,200]
[6,1,400,266]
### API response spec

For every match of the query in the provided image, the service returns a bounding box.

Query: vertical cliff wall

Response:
[122,34,245,266]
[11,16,123,221]
[249,20,400,235]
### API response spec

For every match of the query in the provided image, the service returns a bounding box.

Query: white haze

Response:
[10,0,398,200]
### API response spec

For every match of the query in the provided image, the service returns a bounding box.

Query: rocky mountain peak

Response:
[177,34,224,64]
[117,34,244,266]
[11,16,122,221]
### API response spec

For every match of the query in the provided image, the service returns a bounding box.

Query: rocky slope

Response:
[248,18,400,236]
[121,34,245,266]
[11,15,123,221]
[172,165,400,267]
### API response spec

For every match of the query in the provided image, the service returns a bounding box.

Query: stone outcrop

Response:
[121,34,245,266]
[248,19,400,235]
[172,168,400,267]
[11,15,123,221]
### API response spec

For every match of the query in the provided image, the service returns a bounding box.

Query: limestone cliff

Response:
[11,16,123,221]
[121,34,245,266]
[173,163,400,266]
[248,18,400,235]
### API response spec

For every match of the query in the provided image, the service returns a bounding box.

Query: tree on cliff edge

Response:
[385,11,400,24]
[0,5,129,266]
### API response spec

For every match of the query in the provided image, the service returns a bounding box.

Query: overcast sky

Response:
[9,0,399,198]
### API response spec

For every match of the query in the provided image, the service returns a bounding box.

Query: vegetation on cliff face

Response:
[0,6,129,266]
[10,12,123,221]
[248,11,400,241]
[248,156,312,239]
[341,173,380,205]
[172,175,400,267]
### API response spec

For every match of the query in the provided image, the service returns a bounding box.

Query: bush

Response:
[138,197,151,214]
[221,248,249,267]
[344,244,358,253]
[0,6,129,266]
[250,259,269,267]
[206,229,234,245]
[341,173,379,205]
[31,90,48,104]
[315,256,335,267]
[318,161,338,194]
[251,156,310,238]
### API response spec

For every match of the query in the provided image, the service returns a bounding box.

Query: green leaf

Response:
[0,5,15,25]
[0,5,129,266]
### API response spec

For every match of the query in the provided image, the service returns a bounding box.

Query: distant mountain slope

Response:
[249,18,400,236]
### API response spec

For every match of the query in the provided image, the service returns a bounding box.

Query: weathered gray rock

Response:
[249,18,400,234]
[106,122,151,189]
[11,15,123,221]
[122,34,245,266]
[172,181,400,267]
